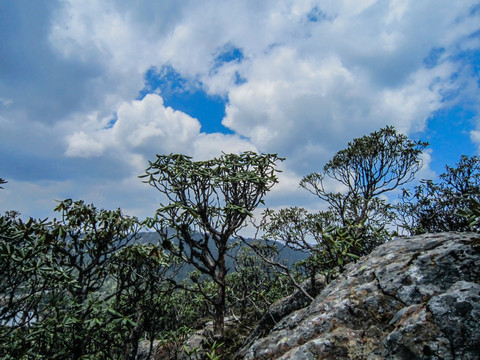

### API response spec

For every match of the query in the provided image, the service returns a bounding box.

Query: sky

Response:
[1,0,480,222]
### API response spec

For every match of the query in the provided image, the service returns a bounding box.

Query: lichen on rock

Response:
[238,232,480,359]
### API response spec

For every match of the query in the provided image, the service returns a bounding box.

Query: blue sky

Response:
[1,0,480,221]
[139,66,231,134]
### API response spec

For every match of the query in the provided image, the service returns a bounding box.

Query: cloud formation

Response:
[1,0,479,219]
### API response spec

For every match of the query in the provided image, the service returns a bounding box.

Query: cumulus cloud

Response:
[220,1,480,176]
[223,48,451,174]
[66,131,105,158]
[111,94,201,152]
[1,0,479,219]
[63,93,256,170]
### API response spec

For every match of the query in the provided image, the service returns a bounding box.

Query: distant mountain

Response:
[135,231,308,279]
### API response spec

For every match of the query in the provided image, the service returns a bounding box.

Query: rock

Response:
[240,232,480,359]
[237,274,330,359]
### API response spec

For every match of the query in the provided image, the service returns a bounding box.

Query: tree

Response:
[261,208,354,286]
[398,155,480,234]
[226,244,292,322]
[44,199,142,359]
[0,200,148,359]
[141,152,283,342]
[0,178,6,189]
[109,243,180,360]
[256,206,392,302]
[251,127,427,296]
[0,212,54,359]
[300,126,427,242]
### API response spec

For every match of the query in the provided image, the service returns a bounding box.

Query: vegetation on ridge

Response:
[1,126,479,359]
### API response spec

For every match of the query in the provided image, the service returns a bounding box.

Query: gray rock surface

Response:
[239,232,480,359]
[238,274,330,358]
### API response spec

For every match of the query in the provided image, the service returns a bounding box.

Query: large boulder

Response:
[239,232,480,359]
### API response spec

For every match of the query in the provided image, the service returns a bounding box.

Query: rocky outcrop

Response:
[238,274,331,358]
[239,232,480,359]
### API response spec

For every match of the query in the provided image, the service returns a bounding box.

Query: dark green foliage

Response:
[0,152,292,359]
[294,126,426,270]
[227,245,293,320]
[9,134,476,358]
[43,199,142,359]
[262,207,391,288]
[458,198,480,232]
[141,151,283,342]
[0,212,55,359]
[258,127,427,295]
[398,155,480,234]
[0,178,6,189]
[300,126,427,228]
[109,243,180,359]
[0,200,179,360]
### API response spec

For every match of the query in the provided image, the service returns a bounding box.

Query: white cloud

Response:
[193,133,257,160]
[222,46,451,175]
[1,0,479,220]
[111,94,201,152]
[65,131,105,157]
[0,176,159,220]
[0,179,74,219]
[63,93,256,168]
[470,126,480,151]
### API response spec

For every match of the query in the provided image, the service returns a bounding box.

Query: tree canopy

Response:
[255,127,428,297]
[0,200,177,360]
[398,155,480,234]
[141,151,283,342]
[300,126,428,227]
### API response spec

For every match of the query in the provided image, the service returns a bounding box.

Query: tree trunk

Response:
[213,248,226,344]
[124,310,144,360]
